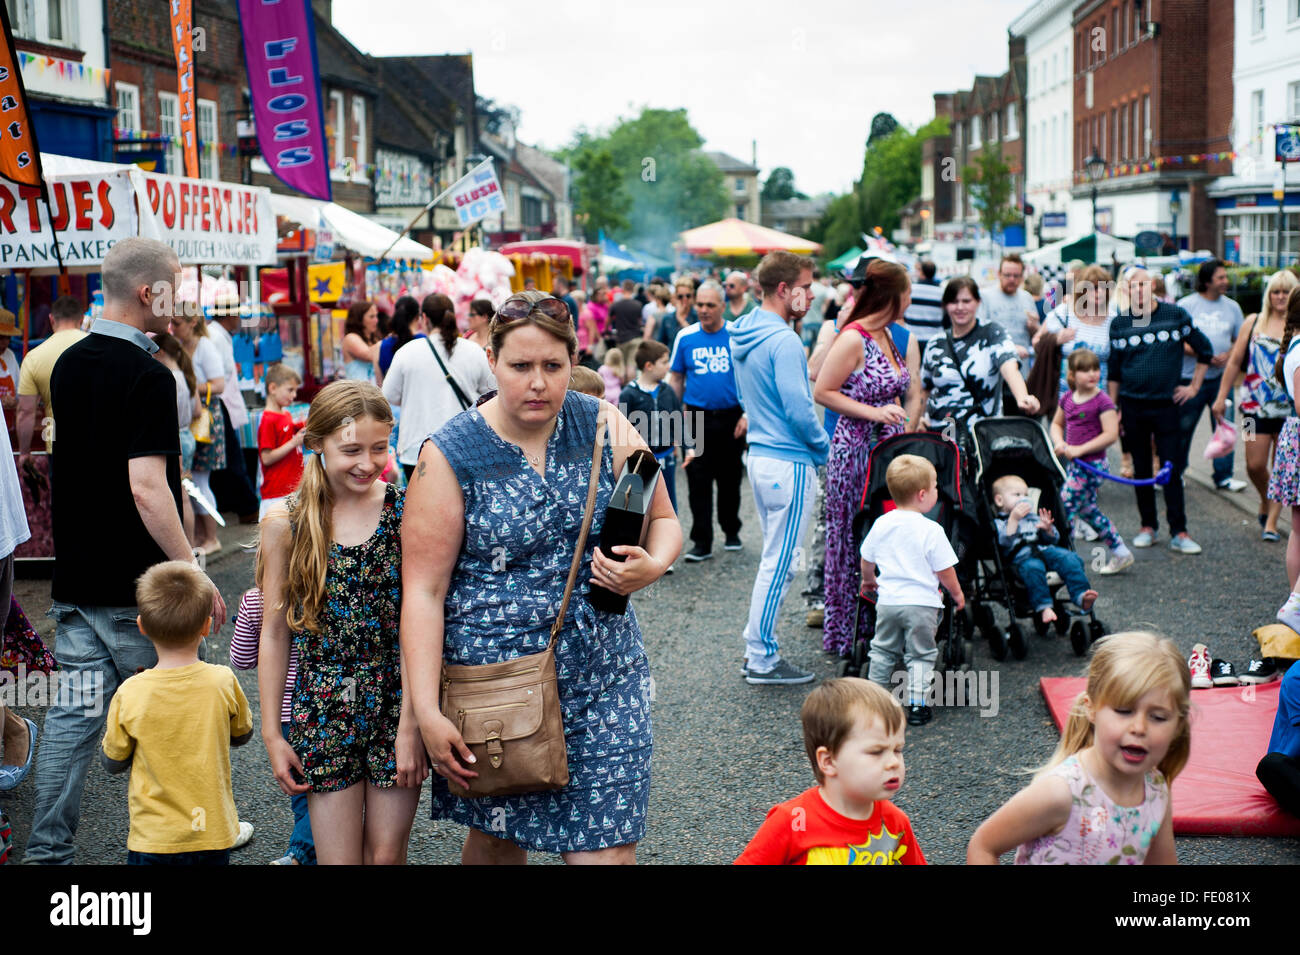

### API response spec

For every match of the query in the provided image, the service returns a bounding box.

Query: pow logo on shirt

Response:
[805,825,909,865]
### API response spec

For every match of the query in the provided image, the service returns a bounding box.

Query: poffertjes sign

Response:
[0,168,277,268]
[0,172,135,267]
[137,169,277,264]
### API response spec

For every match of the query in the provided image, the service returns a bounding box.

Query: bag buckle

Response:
[484,719,504,768]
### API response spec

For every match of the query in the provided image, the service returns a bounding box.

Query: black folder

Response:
[587,449,661,614]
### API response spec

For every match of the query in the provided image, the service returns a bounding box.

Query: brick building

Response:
[915,93,955,242]
[108,0,381,212]
[1069,0,1233,251]
[937,40,1027,242]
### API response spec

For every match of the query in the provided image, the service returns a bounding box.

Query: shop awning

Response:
[269,193,433,261]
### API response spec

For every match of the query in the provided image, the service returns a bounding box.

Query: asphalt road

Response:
[4,463,1298,865]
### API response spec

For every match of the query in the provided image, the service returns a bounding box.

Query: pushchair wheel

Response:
[1008,622,1028,660]
[987,623,1008,661]
[1070,620,1088,656]
[835,658,852,678]
[1089,619,1105,644]
[973,603,995,636]
[1033,615,1049,638]
[1054,603,1070,636]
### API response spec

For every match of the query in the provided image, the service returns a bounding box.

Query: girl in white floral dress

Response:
[967,632,1189,865]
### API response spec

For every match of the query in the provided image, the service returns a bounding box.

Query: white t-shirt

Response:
[1283,338,1300,405]
[859,508,957,608]
[190,336,225,393]
[977,287,1037,357]
[0,413,30,557]
[207,321,249,429]
[382,335,497,465]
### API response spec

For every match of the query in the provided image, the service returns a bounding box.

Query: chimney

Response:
[751,139,757,168]
[311,0,332,22]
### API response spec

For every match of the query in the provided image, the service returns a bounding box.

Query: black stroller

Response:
[838,430,981,679]
[968,417,1106,658]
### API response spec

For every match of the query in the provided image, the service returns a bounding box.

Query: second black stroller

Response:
[968,417,1106,658]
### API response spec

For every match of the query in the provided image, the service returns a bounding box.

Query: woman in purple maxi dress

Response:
[819,330,909,655]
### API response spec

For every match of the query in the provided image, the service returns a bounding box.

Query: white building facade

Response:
[1011,0,1076,248]
[1208,0,1300,267]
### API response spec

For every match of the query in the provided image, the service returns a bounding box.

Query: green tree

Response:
[762,167,807,201]
[961,143,1022,242]
[563,107,727,253]
[570,147,630,241]
[867,112,900,148]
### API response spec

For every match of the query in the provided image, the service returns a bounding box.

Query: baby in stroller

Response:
[992,473,1098,626]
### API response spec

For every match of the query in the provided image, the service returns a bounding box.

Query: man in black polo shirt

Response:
[1108,267,1213,558]
[24,237,227,865]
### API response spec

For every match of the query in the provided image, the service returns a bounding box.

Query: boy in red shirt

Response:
[257,364,305,519]
[735,678,926,865]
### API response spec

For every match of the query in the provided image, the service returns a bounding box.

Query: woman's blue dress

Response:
[427,390,652,852]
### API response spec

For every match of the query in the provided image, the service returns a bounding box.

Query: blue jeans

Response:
[1011,545,1092,612]
[128,848,230,865]
[1179,375,1235,484]
[656,451,678,515]
[281,722,316,864]
[23,602,157,864]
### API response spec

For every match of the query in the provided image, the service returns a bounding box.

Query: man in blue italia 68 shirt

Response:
[669,279,747,563]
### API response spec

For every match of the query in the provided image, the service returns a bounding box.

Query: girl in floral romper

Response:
[968,632,1189,864]
[258,381,427,865]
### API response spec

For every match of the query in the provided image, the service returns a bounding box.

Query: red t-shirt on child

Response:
[257,409,303,500]
[734,787,926,865]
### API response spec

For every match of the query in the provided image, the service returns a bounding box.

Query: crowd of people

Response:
[1,236,1297,868]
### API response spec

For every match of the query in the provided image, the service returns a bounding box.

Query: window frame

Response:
[1253,0,1266,34]
[351,95,366,165]
[157,91,183,177]
[197,98,219,180]
[115,81,140,136]
[329,89,345,168]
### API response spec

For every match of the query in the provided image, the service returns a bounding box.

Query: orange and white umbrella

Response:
[678,218,822,256]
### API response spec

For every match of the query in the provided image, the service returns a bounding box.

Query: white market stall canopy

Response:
[269,193,433,262]
[0,153,279,272]
[1023,231,1137,267]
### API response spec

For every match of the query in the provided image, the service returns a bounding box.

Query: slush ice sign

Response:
[237,0,331,202]
[451,162,505,227]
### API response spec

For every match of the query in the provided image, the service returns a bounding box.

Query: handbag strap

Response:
[427,337,472,411]
[550,408,606,642]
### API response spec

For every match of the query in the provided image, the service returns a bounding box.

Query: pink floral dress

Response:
[1015,754,1169,864]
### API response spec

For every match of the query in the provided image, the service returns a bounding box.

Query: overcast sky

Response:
[332,0,1033,196]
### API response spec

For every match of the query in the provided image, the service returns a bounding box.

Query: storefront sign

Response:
[237,0,331,201]
[138,169,277,264]
[0,172,135,267]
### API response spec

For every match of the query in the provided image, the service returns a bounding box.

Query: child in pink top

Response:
[967,632,1187,865]
[1050,349,1132,575]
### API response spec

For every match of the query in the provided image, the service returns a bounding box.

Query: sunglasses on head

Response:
[495,295,570,323]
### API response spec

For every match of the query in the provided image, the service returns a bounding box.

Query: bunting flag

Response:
[0,2,46,190]
[169,0,199,177]
[236,0,331,201]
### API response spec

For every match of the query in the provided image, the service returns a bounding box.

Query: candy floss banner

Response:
[137,170,277,265]
[237,0,331,202]
[0,172,135,268]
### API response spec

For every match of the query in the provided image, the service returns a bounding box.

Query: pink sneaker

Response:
[1188,643,1212,689]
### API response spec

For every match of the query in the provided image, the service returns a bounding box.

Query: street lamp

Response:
[1169,190,1183,252]
[1086,152,1106,233]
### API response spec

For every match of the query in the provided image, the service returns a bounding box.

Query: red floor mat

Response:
[1041,677,1300,837]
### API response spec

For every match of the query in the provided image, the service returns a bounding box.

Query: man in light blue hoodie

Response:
[731,251,831,685]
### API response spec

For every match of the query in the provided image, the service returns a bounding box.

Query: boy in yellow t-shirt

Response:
[101,560,254,865]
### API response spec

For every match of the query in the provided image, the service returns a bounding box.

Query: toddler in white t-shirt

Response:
[859,454,965,726]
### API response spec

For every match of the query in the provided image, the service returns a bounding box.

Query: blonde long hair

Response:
[1039,632,1191,784]
[1259,270,1300,330]
[283,380,393,634]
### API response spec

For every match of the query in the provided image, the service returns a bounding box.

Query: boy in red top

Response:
[257,364,305,519]
[735,678,926,865]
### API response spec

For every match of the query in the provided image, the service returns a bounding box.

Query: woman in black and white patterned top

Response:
[920,277,1040,439]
